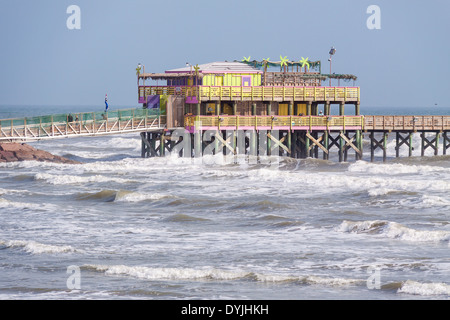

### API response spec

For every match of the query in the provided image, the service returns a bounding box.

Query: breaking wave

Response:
[0,240,79,254]
[397,280,450,296]
[348,161,450,176]
[85,264,364,287]
[34,173,133,185]
[337,220,450,243]
[75,189,172,202]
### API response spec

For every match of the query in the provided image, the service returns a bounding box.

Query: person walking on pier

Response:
[105,94,109,112]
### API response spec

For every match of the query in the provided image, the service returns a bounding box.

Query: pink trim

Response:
[138,85,359,89]
[164,71,262,74]
[185,126,363,133]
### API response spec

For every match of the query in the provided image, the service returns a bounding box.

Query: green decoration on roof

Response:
[236,57,322,72]
[193,64,200,76]
[136,66,141,76]
[242,56,251,62]
[280,56,289,67]
[299,57,310,71]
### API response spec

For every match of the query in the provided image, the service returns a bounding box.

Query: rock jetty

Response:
[0,143,81,164]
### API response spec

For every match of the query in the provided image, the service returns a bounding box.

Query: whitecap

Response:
[86,265,248,281]
[337,220,450,243]
[113,191,172,202]
[86,264,364,287]
[0,198,41,210]
[0,240,79,254]
[348,161,449,176]
[398,280,450,296]
[34,173,132,185]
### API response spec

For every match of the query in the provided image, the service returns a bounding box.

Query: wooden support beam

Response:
[444,132,449,155]
[339,102,345,116]
[160,133,165,157]
[421,132,439,156]
[355,130,362,160]
[306,132,328,154]
[325,102,330,116]
[323,131,329,160]
[140,132,157,158]
[370,132,388,162]
[267,132,290,154]
[328,133,340,150]
[395,132,413,157]
[291,131,298,158]
[340,132,362,157]
[215,132,236,155]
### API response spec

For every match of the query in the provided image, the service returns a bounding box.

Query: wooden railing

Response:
[364,116,450,131]
[0,108,165,142]
[184,115,364,131]
[139,85,360,102]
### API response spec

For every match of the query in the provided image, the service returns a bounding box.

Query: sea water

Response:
[0,104,449,300]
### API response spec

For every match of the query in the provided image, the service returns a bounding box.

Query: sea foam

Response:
[0,240,78,254]
[337,220,450,243]
[398,280,450,296]
[34,173,132,185]
[86,264,364,287]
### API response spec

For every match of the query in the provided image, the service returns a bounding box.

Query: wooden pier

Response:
[1,60,448,163]
[135,59,448,163]
[0,110,448,162]
[0,108,164,142]
[140,115,450,163]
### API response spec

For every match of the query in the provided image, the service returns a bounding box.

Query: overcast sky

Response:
[0,0,449,110]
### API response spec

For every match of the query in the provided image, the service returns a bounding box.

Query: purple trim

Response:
[185,96,199,104]
[146,95,160,108]
[138,85,359,89]
[164,71,262,74]
[242,76,251,87]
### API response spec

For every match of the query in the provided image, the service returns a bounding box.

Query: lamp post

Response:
[328,46,336,86]
[137,63,145,86]
[137,63,146,101]
[136,63,142,85]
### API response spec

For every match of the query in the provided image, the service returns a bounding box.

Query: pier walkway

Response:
[1,109,449,162]
[0,108,164,142]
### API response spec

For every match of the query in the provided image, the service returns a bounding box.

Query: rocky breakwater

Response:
[0,143,81,164]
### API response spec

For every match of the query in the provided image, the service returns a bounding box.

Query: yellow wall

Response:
[279,103,288,116]
[202,73,261,86]
[296,103,306,115]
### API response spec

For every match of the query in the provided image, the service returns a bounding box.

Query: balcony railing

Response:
[139,86,360,103]
[184,115,364,132]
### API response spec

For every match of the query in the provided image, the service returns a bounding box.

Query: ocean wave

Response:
[0,198,41,210]
[81,157,195,174]
[398,195,450,208]
[34,173,132,185]
[0,240,79,254]
[114,190,172,202]
[245,166,450,195]
[164,214,210,222]
[348,161,450,176]
[75,189,172,203]
[337,220,450,243]
[107,137,141,151]
[397,280,450,296]
[85,265,249,281]
[85,264,364,287]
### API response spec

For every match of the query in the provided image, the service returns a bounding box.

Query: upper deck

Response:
[138,85,360,104]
